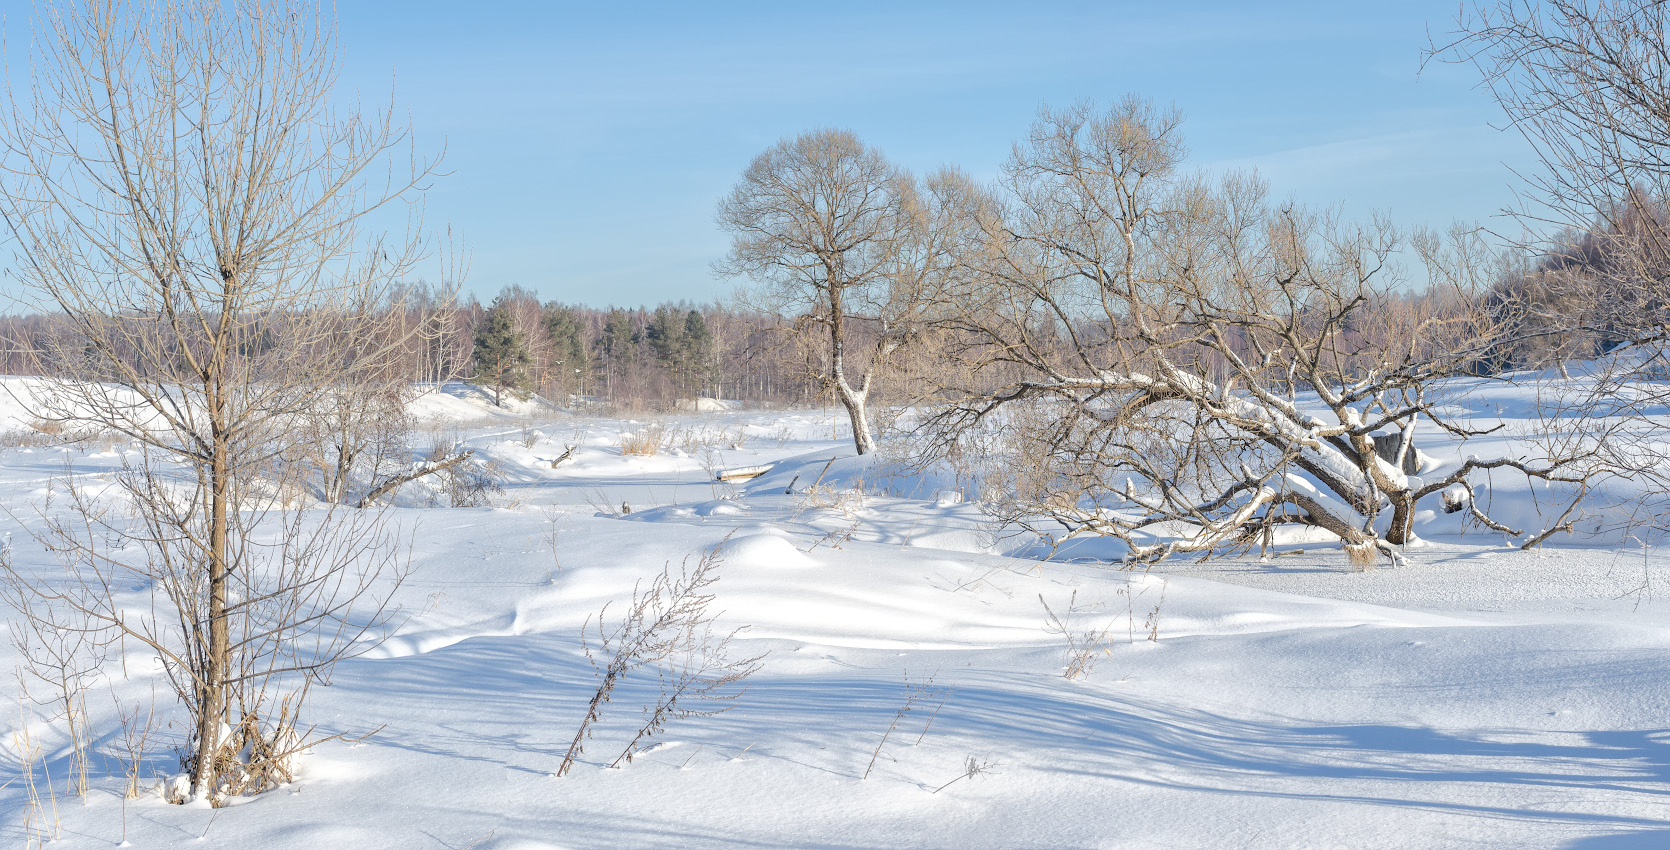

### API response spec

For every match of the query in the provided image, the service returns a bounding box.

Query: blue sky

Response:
[14,2,1539,307]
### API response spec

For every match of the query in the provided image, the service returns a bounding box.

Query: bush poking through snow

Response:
[619,423,668,456]
[195,691,307,799]
[109,689,160,802]
[442,458,507,508]
[4,537,102,803]
[556,542,763,777]
[1039,591,1119,680]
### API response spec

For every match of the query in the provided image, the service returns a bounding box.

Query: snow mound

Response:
[716,533,813,568]
[695,499,748,517]
[481,840,568,850]
[675,397,740,412]
[407,382,553,422]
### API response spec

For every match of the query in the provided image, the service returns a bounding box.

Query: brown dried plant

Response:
[557,542,762,777]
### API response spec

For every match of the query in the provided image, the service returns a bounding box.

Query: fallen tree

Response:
[917,100,1612,566]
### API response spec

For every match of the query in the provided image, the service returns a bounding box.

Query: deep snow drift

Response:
[3,380,1670,849]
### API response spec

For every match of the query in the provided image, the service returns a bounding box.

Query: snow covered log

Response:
[715,464,773,482]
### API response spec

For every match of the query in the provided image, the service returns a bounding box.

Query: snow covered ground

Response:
[4,383,1670,848]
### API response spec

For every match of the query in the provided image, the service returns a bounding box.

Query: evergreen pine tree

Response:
[544,304,589,403]
[472,300,532,407]
[682,309,715,397]
[644,304,688,393]
[597,309,638,403]
[642,306,678,363]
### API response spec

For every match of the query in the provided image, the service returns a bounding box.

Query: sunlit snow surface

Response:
[3,377,1670,849]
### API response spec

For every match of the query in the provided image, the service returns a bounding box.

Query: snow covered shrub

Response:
[194,691,306,798]
[794,481,868,517]
[27,417,64,437]
[671,422,723,455]
[443,458,507,508]
[0,427,60,450]
[727,426,750,450]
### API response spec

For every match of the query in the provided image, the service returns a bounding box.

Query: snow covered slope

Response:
[2,402,1670,848]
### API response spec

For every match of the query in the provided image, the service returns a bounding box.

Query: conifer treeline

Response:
[0,284,830,410]
[463,285,832,409]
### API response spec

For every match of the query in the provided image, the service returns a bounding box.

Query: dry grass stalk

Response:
[557,541,762,777]
[1040,591,1118,680]
[1345,542,1379,571]
[620,423,669,456]
[932,755,1000,794]
[864,672,951,779]
[12,692,59,847]
[1144,584,1166,642]
[541,507,571,574]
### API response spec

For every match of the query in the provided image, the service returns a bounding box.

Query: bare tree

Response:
[1435,1,1670,535]
[1436,0,1670,328]
[0,0,440,802]
[919,99,1604,566]
[716,129,968,454]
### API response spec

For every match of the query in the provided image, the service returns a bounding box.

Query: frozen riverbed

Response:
[2,394,1669,849]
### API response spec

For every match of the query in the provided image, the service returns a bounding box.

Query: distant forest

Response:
[0,283,840,411]
[0,217,1651,415]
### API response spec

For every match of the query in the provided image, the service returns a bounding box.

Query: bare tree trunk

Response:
[1385,497,1415,546]
[198,430,231,796]
[839,384,876,455]
[828,298,875,455]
